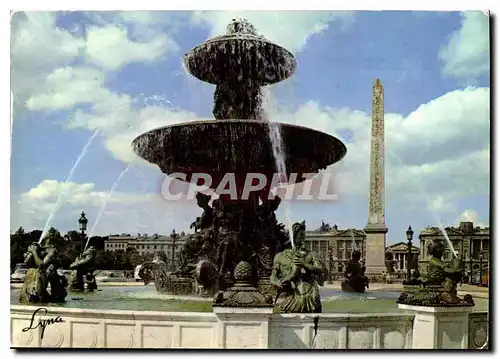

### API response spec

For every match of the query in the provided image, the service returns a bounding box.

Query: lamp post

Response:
[170,229,178,272]
[469,238,473,284]
[328,247,333,284]
[406,226,414,282]
[478,253,483,286]
[78,211,88,253]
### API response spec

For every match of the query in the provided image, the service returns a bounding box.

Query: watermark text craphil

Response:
[160,172,340,201]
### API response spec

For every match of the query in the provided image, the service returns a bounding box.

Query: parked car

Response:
[95,271,129,282]
[10,268,27,283]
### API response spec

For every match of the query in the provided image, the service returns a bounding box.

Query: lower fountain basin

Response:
[132,120,347,189]
[9,285,444,313]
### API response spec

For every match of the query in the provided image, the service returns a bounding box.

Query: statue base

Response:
[402,284,421,294]
[341,279,367,293]
[397,304,473,349]
[397,285,475,307]
[213,261,273,308]
[157,276,196,295]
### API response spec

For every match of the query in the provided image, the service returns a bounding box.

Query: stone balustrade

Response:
[10,305,487,349]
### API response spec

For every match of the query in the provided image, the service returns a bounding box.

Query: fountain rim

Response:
[183,35,297,85]
[132,119,347,153]
[184,33,297,59]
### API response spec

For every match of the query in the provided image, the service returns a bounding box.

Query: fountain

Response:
[10,17,488,350]
[132,19,347,305]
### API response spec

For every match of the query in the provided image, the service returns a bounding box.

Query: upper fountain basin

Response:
[184,35,297,86]
[132,120,347,188]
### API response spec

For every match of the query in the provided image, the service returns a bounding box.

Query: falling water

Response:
[86,165,131,248]
[39,128,101,244]
[350,230,357,251]
[387,151,458,258]
[268,121,295,247]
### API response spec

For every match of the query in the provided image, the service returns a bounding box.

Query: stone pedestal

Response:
[398,304,473,349]
[213,307,274,348]
[364,223,388,274]
[163,277,195,295]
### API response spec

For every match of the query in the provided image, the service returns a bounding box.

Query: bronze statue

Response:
[341,250,369,293]
[397,238,474,307]
[69,246,97,292]
[138,251,170,292]
[20,228,68,303]
[255,196,287,277]
[270,221,325,313]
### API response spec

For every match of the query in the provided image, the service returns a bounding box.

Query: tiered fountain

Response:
[132,19,346,301]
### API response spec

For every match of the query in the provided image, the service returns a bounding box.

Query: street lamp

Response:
[328,247,333,284]
[78,211,88,253]
[406,226,414,282]
[478,253,483,286]
[170,229,178,272]
[469,239,473,284]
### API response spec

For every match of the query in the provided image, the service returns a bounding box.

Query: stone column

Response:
[398,305,472,349]
[364,78,388,275]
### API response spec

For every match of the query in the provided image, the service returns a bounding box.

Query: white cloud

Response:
[190,11,356,53]
[52,84,489,218]
[85,25,178,70]
[26,67,108,111]
[11,12,85,109]
[261,86,490,211]
[13,179,196,236]
[456,209,488,227]
[439,11,490,83]
[11,11,179,113]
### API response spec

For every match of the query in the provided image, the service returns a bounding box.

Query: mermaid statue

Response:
[20,228,68,303]
[69,246,97,292]
[397,237,474,307]
[270,221,325,313]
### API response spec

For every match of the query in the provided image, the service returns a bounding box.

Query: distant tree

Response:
[87,236,106,251]
[125,247,142,267]
[10,227,30,271]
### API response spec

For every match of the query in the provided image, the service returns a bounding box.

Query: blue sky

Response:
[10,11,490,243]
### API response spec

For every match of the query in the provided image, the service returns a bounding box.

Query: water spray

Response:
[85,165,131,251]
[387,151,458,259]
[38,128,101,244]
[270,123,294,247]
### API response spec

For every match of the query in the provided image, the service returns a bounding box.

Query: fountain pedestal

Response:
[398,304,472,349]
[213,306,274,348]
[169,277,196,295]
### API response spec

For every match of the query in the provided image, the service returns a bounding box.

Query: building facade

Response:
[386,242,420,272]
[105,231,189,268]
[418,221,490,276]
[305,228,366,274]
[305,226,423,277]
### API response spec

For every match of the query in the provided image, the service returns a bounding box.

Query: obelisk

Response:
[364,78,388,275]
